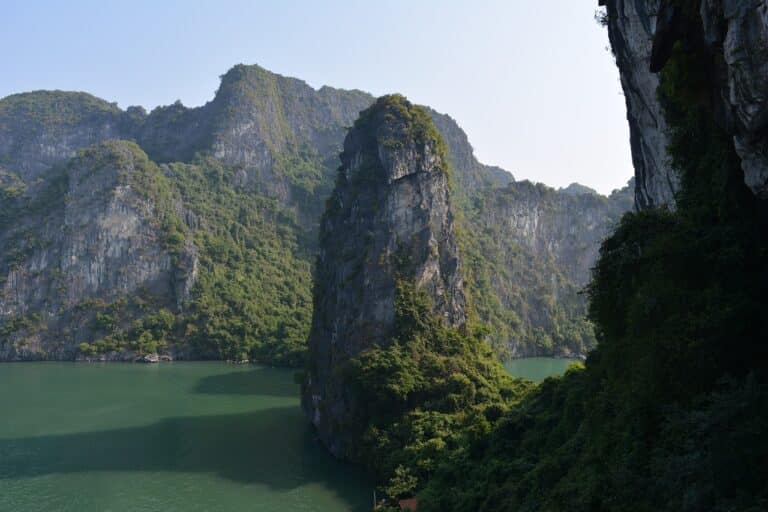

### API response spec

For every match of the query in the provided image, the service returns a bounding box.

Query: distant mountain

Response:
[560,182,599,196]
[0,64,631,362]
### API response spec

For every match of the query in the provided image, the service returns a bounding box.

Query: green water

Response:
[504,357,578,382]
[0,358,574,511]
[0,362,371,512]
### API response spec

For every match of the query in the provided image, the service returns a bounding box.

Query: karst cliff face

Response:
[471,180,632,357]
[0,63,629,362]
[0,92,126,183]
[0,141,197,360]
[0,67,373,361]
[483,182,631,287]
[600,0,678,209]
[302,95,466,456]
[601,0,768,204]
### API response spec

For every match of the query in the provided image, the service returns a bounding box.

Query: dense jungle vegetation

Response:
[410,13,768,512]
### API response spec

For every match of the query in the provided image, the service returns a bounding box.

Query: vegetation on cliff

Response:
[415,10,768,511]
[303,96,539,505]
[351,93,449,170]
[171,157,312,365]
[0,91,120,128]
[1,65,630,362]
[345,281,533,500]
[458,180,631,358]
[0,139,311,364]
[74,152,313,365]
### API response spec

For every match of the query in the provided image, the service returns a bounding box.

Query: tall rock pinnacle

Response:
[302,94,467,457]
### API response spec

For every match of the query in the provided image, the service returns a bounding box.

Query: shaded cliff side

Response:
[599,0,679,208]
[302,95,468,457]
[415,4,768,510]
[601,0,768,206]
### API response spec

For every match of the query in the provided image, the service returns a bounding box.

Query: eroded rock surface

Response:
[303,96,466,456]
[0,141,197,360]
[601,0,768,202]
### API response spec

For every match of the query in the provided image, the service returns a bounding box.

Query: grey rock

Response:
[705,0,768,198]
[0,91,126,183]
[602,0,768,201]
[0,141,196,360]
[485,180,631,291]
[471,179,633,357]
[601,0,679,209]
[0,63,633,362]
[302,96,466,458]
[136,353,160,363]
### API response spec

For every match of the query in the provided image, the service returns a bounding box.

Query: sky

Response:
[1,0,632,194]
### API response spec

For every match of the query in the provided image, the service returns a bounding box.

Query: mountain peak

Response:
[345,94,449,183]
[560,182,599,196]
[304,94,466,457]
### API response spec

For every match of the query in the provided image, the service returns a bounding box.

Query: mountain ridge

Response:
[0,63,631,362]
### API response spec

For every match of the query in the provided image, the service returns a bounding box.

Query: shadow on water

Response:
[193,367,299,397]
[0,406,371,511]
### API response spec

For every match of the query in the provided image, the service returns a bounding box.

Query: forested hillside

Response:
[0,64,630,362]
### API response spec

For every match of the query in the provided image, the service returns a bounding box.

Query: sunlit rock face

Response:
[602,0,768,202]
[0,141,197,361]
[302,95,466,458]
[0,91,126,183]
[0,63,636,362]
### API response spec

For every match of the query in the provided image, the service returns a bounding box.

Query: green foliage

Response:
[0,313,42,342]
[63,154,312,365]
[79,140,188,256]
[384,465,419,499]
[417,15,768,512]
[457,185,603,359]
[351,94,450,180]
[2,87,606,365]
[78,298,175,356]
[169,158,312,365]
[0,91,120,127]
[340,281,533,500]
[78,342,96,356]
[0,169,25,226]
[0,168,67,275]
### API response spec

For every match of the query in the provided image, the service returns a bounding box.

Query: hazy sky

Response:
[1,1,631,194]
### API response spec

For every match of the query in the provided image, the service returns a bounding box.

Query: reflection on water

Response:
[0,363,371,512]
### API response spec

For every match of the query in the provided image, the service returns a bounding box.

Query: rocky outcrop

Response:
[0,91,126,182]
[132,65,374,221]
[167,65,374,219]
[0,141,197,360]
[600,0,679,209]
[465,179,633,358]
[485,181,632,287]
[0,63,632,362]
[0,66,374,218]
[303,95,466,456]
[601,0,768,202]
[696,0,768,198]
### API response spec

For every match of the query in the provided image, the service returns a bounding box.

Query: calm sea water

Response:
[0,358,573,511]
[504,357,578,382]
[0,362,372,512]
